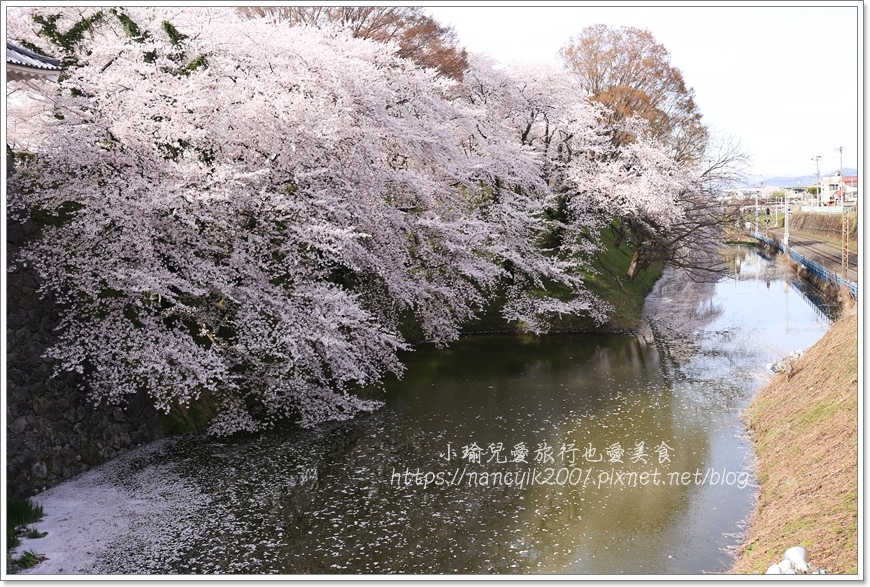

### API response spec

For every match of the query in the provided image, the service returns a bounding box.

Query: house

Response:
[783,185,808,202]
[842,175,858,202]
[721,187,767,203]
[820,171,859,205]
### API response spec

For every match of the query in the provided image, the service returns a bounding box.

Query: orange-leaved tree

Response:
[236,6,468,80]
[560,24,707,164]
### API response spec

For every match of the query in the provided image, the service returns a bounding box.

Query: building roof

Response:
[6,41,64,81]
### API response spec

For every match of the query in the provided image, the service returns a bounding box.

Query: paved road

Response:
[763,227,858,283]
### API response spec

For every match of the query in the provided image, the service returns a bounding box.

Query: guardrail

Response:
[749,232,858,300]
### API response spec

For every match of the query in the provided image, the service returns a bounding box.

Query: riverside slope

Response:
[730,306,858,575]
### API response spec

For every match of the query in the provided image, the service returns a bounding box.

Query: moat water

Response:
[19,246,832,575]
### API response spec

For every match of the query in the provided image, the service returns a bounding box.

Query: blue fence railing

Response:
[749,232,858,300]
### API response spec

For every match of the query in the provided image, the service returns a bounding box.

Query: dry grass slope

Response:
[730,308,858,574]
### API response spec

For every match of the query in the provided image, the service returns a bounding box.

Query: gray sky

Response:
[426,2,861,183]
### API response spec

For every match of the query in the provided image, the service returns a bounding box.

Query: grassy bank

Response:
[6,498,47,572]
[462,226,661,335]
[730,307,858,574]
[557,226,662,332]
[516,225,662,333]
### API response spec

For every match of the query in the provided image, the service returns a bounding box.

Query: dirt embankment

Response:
[730,306,858,574]
[789,211,858,238]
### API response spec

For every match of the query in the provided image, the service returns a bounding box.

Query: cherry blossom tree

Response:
[584,130,719,281]
[456,56,715,284]
[7,7,622,434]
[456,56,609,259]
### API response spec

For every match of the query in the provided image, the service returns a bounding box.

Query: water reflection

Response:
[39,247,831,575]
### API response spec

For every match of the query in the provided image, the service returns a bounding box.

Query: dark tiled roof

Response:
[7,41,64,75]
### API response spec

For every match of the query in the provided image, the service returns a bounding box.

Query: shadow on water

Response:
[65,246,832,575]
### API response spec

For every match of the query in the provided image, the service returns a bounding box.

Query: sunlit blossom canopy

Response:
[6,41,64,82]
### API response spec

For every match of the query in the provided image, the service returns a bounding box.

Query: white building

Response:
[819,171,859,206]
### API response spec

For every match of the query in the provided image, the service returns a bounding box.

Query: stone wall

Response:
[6,204,164,499]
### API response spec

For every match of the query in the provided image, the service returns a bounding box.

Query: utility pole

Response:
[774,188,778,227]
[755,185,760,234]
[812,155,822,206]
[784,187,790,249]
[839,146,848,277]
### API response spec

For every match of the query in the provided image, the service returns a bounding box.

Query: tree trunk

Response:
[611,222,623,247]
[627,250,642,281]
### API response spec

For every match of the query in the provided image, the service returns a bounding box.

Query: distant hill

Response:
[736,168,857,188]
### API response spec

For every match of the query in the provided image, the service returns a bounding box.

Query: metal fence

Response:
[749,232,858,300]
